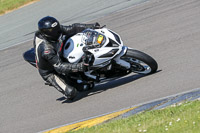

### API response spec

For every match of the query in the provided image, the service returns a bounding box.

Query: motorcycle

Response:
[23,28,158,90]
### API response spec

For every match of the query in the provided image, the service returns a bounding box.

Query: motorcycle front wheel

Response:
[121,49,158,74]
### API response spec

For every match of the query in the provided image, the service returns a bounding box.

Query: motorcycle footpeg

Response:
[45,82,53,86]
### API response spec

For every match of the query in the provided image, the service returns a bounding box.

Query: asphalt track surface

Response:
[1,0,200,132]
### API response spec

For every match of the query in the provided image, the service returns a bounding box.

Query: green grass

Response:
[69,100,200,133]
[0,0,37,15]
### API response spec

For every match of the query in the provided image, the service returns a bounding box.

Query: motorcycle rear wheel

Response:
[122,49,158,74]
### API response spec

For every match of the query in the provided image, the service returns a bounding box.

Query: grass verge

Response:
[0,0,37,15]
[69,100,200,133]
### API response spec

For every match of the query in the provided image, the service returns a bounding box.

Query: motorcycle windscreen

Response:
[83,29,106,47]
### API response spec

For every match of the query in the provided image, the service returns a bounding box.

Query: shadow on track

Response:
[57,70,161,103]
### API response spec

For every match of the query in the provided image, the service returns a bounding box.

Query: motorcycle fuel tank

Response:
[63,35,85,63]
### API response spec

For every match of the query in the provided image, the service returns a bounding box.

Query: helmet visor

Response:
[40,26,62,41]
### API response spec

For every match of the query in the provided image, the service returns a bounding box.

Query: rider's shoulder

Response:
[35,31,43,38]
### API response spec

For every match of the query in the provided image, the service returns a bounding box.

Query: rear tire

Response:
[122,49,158,74]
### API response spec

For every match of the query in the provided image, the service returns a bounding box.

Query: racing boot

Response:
[64,85,77,100]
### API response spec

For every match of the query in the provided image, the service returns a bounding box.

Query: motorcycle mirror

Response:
[100,25,106,28]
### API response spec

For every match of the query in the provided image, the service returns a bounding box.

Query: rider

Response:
[34,16,100,100]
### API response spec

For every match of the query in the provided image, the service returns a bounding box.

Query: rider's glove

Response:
[82,53,94,66]
[77,62,87,72]
[71,63,87,72]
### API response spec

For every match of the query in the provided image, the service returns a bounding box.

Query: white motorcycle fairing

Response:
[63,34,84,64]
[63,28,129,69]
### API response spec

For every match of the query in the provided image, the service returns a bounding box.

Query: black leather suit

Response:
[33,23,98,99]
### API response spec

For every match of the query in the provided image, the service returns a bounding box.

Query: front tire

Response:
[121,49,158,74]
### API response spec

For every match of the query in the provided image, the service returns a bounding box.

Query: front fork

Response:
[114,46,131,69]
